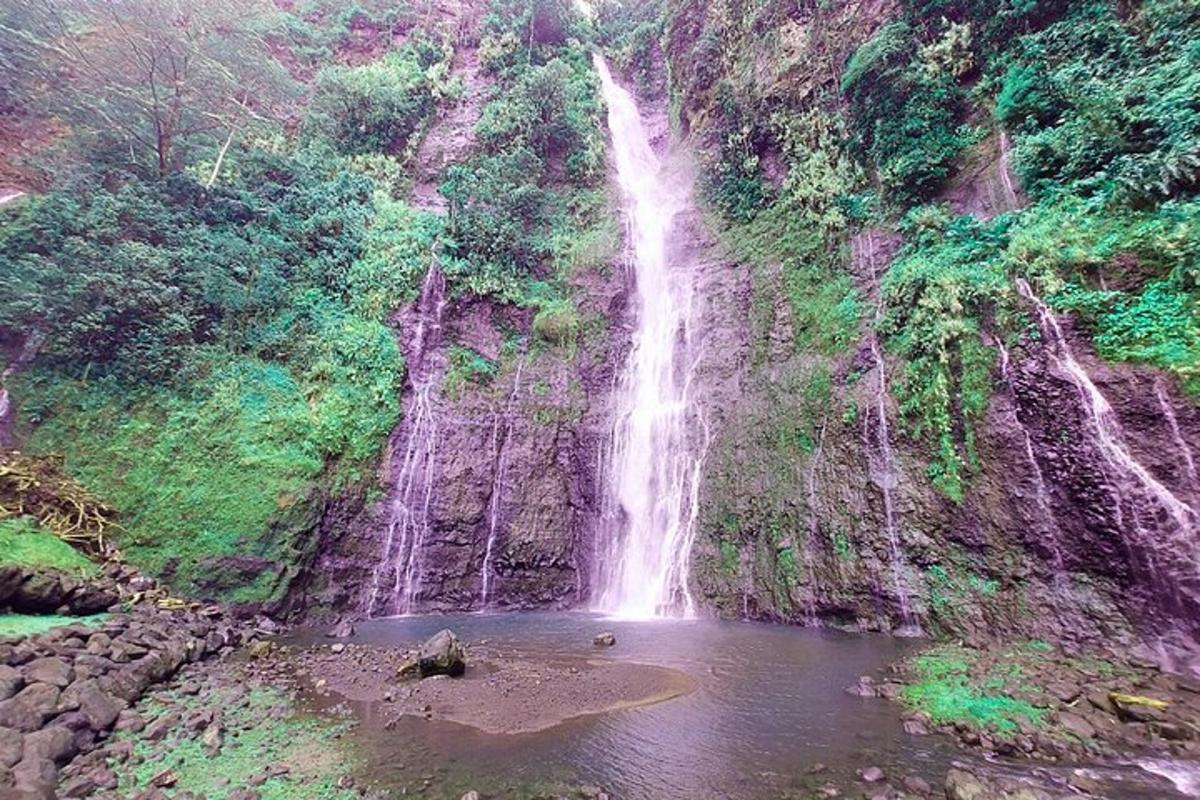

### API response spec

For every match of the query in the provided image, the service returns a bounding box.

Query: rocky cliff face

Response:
[294,0,1200,665]
[664,0,1200,662]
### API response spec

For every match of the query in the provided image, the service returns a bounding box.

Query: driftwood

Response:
[0,449,118,559]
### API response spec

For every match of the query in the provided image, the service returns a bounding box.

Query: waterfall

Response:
[1155,377,1200,502]
[1016,278,1199,610]
[858,231,918,632]
[591,54,710,619]
[480,360,524,608]
[366,266,447,617]
[801,421,827,626]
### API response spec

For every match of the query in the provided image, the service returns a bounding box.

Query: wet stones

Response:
[0,602,247,799]
[858,766,885,782]
[0,664,22,700]
[593,632,616,647]
[0,726,22,767]
[0,565,119,616]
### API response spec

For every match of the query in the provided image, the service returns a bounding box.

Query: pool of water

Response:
[291,612,1196,799]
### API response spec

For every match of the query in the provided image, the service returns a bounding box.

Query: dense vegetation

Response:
[658,0,1198,497]
[0,0,604,603]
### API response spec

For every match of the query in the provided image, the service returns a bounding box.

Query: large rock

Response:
[0,684,61,733]
[0,726,22,768]
[416,629,466,678]
[945,768,992,800]
[11,755,58,799]
[1056,711,1095,739]
[21,726,75,764]
[0,665,22,701]
[23,657,72,689]
[60,680,123,730]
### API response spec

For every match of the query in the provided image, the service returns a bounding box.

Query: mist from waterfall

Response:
[591,54,709,619]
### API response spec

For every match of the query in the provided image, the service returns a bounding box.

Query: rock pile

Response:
[0,565,119,616]
[0,606,247,798]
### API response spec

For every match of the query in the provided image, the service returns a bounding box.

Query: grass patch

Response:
[0,613,108,638]
[0,517,99,576]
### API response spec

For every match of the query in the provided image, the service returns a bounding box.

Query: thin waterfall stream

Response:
[366,265,448,617]
[591,54,710,619]
[997,341,1069,580]
[1017,278,1200,612]
[1155,376,1200,502]
[480,360,524,607]
[858,230,918,632]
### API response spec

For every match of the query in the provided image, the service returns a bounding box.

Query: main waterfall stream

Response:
[591,54,709,620]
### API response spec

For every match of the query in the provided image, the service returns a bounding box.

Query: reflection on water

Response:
[292,613,1195,799]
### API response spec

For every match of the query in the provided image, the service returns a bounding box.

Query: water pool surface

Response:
[293,612,1195,799]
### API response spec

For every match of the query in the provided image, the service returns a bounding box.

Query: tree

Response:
[0,0,296,177]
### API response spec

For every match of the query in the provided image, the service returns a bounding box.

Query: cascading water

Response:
[591,54,710,619]
[479,361,524,608]
[801,422,827,626]
[857,231,918,633]
[1017,278,1200,611]
[366,266,447,617]
[1155,377,1200,502]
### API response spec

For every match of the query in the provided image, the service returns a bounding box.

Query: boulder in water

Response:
[326,620,355,639]
[593,632,616,647]
[415,629,465,678]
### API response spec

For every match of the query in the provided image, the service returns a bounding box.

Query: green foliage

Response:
[842,22,975,203]
[17,343,400,601]
[902,645,1045,733]
[1006,195,1200,394]
[347,196,442,321]
[881,210,1012,500]
[0,152,377,382]
[0,517,98,576]
[306,39,456,156]
[443,15,601,308]
[479,0,586,73]
[999,2,1200,202]
[443,346,499,398]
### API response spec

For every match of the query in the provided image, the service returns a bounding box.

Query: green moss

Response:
[17,350,400,602]
[719,540,739,576]
[0,517,98,576]
[902,645,1045,733]
[443,345,499,399]
[531,300,580,347]
[0,613,108,638]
